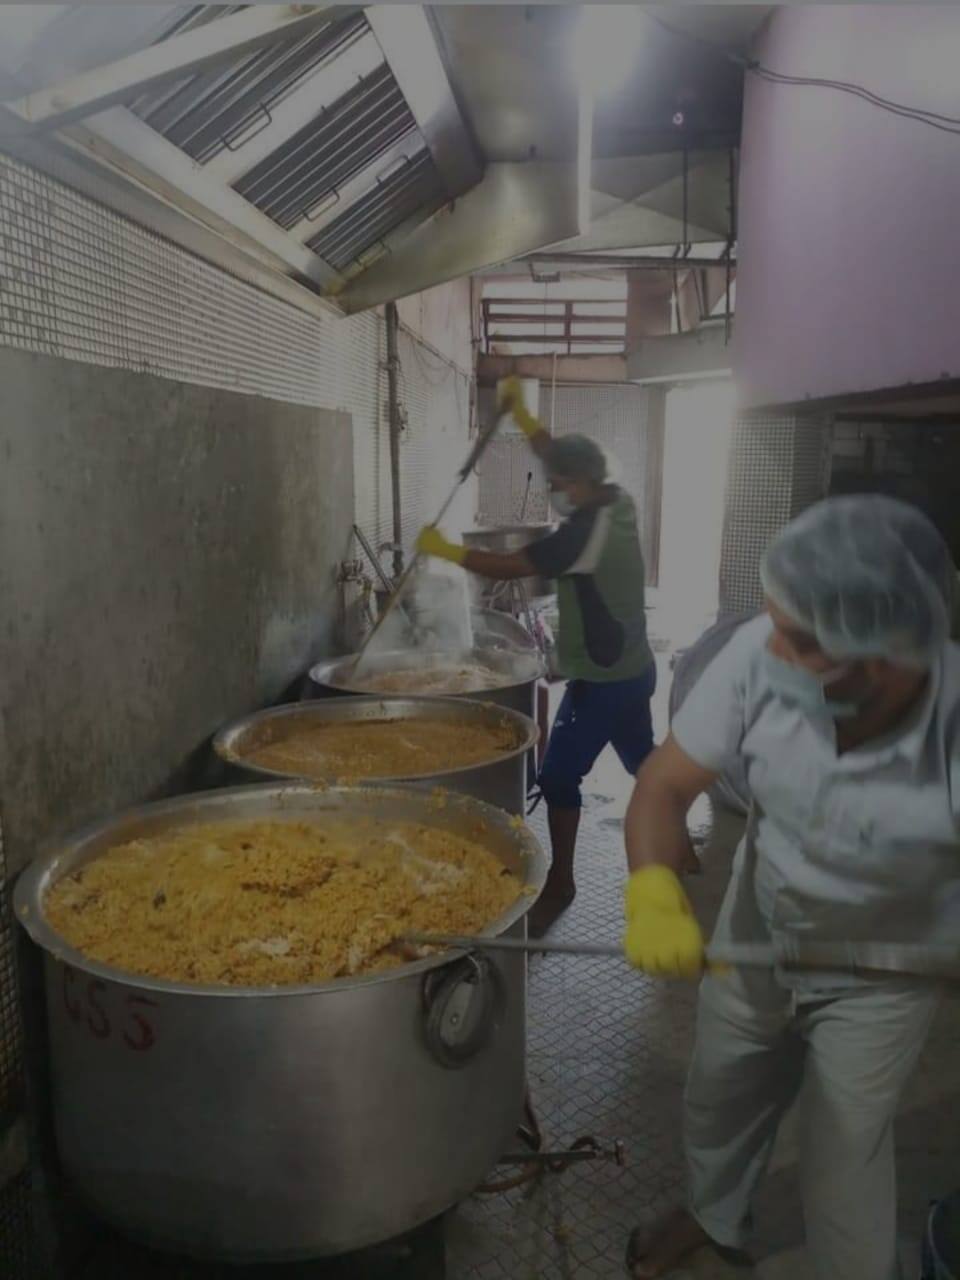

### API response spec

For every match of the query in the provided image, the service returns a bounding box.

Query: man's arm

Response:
[418,513,593,582]
[525,425,552,463]
[462,547,536,581]
[415,527,535,580]
[498,376,552,461]
[621,736,719,977]
[624,735,719,875]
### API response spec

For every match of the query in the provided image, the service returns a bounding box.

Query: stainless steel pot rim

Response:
[309,648,547,693]
[464,523,555,537]
[213,695,539,784]
[14,782,545,1000]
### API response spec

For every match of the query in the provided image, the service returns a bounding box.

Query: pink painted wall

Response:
[735,5,960,410]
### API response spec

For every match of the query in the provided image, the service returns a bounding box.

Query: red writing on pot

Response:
[62,966,158,1051]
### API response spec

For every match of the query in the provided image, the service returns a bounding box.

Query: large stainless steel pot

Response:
[308,646,544,721]
[463,524,555,602]
[15,784,547,1262]
[472,606,539,653]
[213,697,537,815]
[308,609,546,721]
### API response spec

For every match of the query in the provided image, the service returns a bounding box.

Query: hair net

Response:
[546,434,607,484]
[760,495,954,667]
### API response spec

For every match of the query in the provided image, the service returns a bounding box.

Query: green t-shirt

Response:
[526,488,654,682]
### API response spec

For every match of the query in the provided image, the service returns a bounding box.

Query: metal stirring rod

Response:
[403,933,960,980]
[406,933,623,959]
[350,411,508,676]
[405,932,763,969]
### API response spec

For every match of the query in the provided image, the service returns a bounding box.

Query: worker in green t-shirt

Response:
[417,377,656,935]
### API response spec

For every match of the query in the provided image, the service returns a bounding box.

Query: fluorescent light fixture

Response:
[572,5,646,98]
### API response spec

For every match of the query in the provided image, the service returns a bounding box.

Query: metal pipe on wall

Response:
[385,301,404,580]
[525,252,737,270]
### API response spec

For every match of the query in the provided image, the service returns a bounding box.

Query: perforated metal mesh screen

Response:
[791,413,831,518]
[719,411,830,615]
[477,434,550,525]
[476,383,663,583]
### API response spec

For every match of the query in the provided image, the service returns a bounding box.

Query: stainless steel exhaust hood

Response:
[0,5,765,315]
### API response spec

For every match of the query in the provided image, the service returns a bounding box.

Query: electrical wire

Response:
[746,64,960,136]
[399,325,472,444]
[407,337,454,388]
[647,12,960,138]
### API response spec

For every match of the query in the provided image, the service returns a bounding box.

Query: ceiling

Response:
[833,388,960,422]
[431,5,763,161]
[430,7,578,163]
[0,4,769,316]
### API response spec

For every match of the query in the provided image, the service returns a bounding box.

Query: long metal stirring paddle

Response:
[404,933,960,981]
[349,411,508,677]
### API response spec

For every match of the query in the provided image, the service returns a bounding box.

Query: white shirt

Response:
[673,615,960,952]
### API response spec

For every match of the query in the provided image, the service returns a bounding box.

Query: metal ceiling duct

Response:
[0,5,487,314]
[0,5,766,314]
[337,161,582,312]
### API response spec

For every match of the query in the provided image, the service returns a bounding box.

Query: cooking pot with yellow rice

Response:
[15,782,547,1261]
[214,696,537,815]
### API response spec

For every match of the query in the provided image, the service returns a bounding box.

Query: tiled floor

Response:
[446,650,960,1279]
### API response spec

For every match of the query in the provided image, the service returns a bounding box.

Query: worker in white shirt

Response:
[622,495,960,1280]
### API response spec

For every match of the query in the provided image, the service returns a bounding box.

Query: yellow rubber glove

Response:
[496,375,542,440]
[416,525,467,566]
[623,865,705,978]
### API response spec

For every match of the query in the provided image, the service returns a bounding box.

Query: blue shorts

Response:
[538,665,657,810]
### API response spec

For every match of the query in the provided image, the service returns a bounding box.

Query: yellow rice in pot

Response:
[241,715,521,781]
[44,816,521,988]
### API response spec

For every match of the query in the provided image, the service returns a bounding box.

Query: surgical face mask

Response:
[550,490,575,517]
[762,649,862,719]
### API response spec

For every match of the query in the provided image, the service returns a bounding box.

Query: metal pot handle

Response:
[422,954,501,1069]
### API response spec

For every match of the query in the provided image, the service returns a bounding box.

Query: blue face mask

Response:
[762,649,862,720]
[550,491,575,517]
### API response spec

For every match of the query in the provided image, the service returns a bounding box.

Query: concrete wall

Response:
[397,277,475,376]
[0,350,354,875]
[735,5,960,409]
